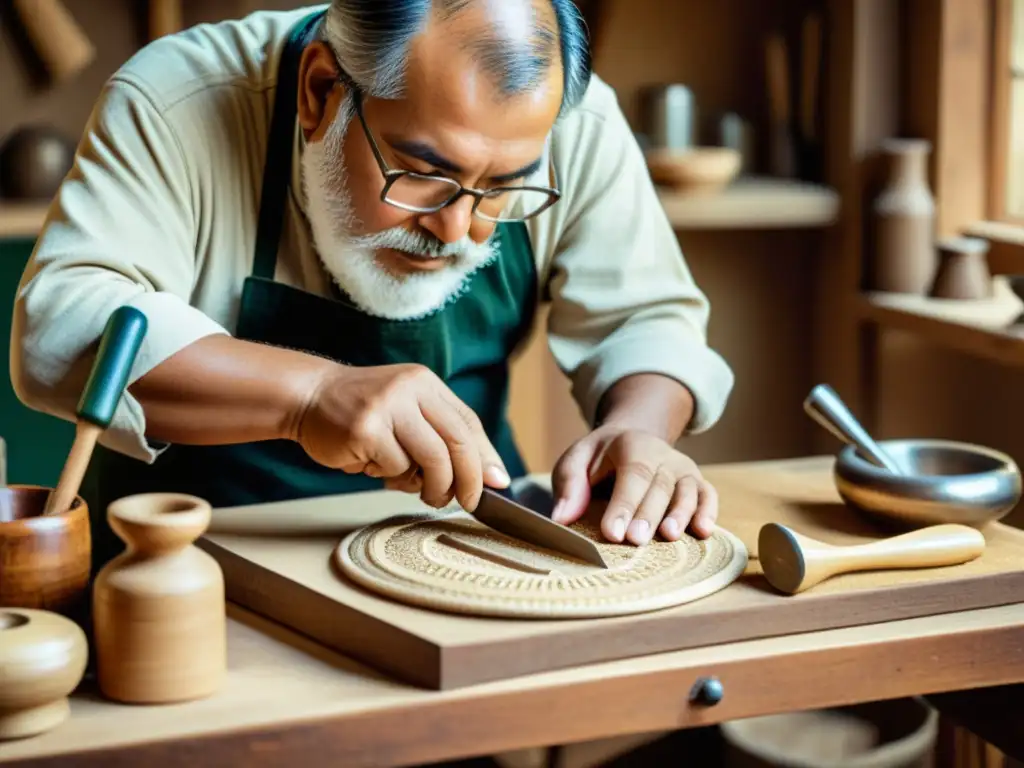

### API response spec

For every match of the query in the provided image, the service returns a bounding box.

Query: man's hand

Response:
[296,362,510,511]
[550,425,717,545]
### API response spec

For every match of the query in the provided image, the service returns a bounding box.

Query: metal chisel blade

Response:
[473,488,609,568]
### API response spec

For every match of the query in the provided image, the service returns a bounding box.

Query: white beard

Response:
[299,99,498,321]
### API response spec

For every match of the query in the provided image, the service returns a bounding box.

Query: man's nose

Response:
[418,195,475,244]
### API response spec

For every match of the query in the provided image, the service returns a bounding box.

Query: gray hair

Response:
[322,0,592,117]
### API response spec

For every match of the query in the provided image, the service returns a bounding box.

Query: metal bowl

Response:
[834,439,1022,528]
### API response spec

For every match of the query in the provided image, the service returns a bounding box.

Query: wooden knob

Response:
[758,522,986,595]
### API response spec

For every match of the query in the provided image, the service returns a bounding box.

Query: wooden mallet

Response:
[43,306,148,517]
[758,522,986,595]
[11,0,96,84]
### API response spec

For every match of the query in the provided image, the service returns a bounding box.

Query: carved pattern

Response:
[335,510,749,619]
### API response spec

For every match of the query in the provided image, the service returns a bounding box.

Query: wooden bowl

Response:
[720,698,938,767]
[0,486,91,617]
[645,146,741,193]
[0,608,88,740]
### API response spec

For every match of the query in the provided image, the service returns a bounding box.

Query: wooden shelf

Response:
[657,177,840,230]
[858,279,1024,367]
[0,204,48,240]
[1,179,841,240]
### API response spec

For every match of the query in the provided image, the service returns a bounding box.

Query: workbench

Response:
[0,455,1022,767]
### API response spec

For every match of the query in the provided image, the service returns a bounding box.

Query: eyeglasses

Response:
[349,88,561,223]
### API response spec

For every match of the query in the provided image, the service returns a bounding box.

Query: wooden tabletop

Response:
[1,456,1023,767]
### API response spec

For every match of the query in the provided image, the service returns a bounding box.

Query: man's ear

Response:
[298,40,343,135]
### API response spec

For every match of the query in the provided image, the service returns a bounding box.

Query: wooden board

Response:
[199,463,1024,691]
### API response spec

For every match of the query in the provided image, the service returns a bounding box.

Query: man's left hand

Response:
[550,425,717,546]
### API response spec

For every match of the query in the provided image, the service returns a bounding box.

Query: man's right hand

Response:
[295,362,510,511]
[131,336,507,512]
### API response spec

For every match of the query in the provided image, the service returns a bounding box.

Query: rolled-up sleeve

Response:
[10,76,228,463]
[542,83,735,434]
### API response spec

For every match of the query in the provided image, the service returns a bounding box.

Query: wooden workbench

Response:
[0,456,1022,767]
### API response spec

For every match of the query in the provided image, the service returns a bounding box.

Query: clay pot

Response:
[0,125,76,200]
[93,493,226,704]
[871,138,937,294]
[0,486,91,619]
[931,236,992,300]
[0,608,88,740]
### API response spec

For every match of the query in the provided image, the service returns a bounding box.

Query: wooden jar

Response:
[0,485,91,619]
[0,608,88,740]
[92,493,226,704]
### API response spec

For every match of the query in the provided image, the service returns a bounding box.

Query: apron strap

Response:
[252,9,326,281]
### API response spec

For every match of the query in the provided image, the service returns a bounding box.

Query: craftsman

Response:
[10,0,734,569]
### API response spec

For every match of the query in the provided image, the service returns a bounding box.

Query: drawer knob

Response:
[689,676,724,706]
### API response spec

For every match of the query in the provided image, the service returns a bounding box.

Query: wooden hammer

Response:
[11,0,96,84]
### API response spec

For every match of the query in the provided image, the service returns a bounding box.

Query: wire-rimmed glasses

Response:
[349,88,562,223]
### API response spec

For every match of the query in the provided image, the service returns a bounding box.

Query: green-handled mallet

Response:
[43,305,148,516]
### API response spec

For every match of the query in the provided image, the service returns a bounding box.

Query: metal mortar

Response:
[834,438,1022,528]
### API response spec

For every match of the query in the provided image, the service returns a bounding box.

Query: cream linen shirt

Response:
[10,5,735,464]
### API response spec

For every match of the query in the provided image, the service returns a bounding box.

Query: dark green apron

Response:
[81,9,539,571]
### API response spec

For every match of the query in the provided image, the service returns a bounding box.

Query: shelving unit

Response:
[823,0,1024,454]
[855,217,1024,369]
[657,177,840,230]
[858,279,1024,367]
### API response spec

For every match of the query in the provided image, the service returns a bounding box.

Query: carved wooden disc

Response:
[335,511,749,619]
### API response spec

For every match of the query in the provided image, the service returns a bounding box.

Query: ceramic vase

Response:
[931,236,992,300]
[0,608,88,740]
[871,138,937,294]
[92,493,226,704]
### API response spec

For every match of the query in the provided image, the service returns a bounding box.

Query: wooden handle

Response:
[148,0,183,41]
[800,14,822,141]
[43,422,101,516]
[43,306,148,516]
[765,32,790,126]
[759,522,986,595]
[11,0,96,83]
[765,31,797,177]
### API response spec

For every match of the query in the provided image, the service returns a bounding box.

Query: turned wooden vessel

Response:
[0,608,88,740]
[645,147,741,194]
[93,493,226,704]
[0,485,91,617]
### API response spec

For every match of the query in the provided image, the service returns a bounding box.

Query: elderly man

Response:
[11,0,733,571]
